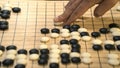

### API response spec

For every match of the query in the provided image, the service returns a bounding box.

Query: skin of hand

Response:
[54,0,119,25]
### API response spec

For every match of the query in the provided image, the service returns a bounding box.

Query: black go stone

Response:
[51,28,60,33]
[15,64,25,68]
[60,53,70,58]
[0,13,1,17]
[12,7,21,13]
[40,28,49,34]
[69,39,78,44]
[71,44,81,49]
[99,28,109,34]
[61,58,70,64]
[1,13,10,19]
[71,57,81,64]
[40,49,49,54]
[92,45,103,51]
[0,24,8,30]
[18,49,27,55]
[1,10,11,14]
[71,24,80,30]
[70,28,78,32]
[109,23,119,28]
[104,44,115,50]
[0,21,8,25]
[39,54,49,59]
[2,59,14,66]
[6,45,17,50]
[91,32,101,38]
[71,48,80,53]
[38,59,48,65]
[0,61,1,66]
[49,63,59,68]
[0,45,5,51]
[29,48,39,54]
[113,36,120,41]
[80,32,89,37]
[63,25,71,30]
[60,39,69,45]
[117,45,120,51]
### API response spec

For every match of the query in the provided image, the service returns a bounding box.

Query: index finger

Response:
[63,0,96,25]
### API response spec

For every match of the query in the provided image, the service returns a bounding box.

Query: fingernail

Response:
[54,17,59,22]
[94,13,101,17]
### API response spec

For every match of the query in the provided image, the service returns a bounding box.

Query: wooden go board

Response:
[0,1,120,68]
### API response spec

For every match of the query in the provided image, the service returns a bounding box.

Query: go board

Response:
[0,1,120,68]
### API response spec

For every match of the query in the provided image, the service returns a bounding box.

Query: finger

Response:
[94,0,118,17]
[54,0,81,22]
[65,0,75,9]
[63,0,95,25]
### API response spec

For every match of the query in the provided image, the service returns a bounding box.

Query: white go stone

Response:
[50,44,59,49]
[61,29,69,33]
[78,28,88,33]
[7,50,17,55]
[108,54,119,59]
[71,35,81,41]
[2,7,11,11]
[54,22,63,26]
[112,31,120,36]
[17,59,27,65]
[110,28,120,33]
[50,49,60,54]
[50,33,59,38]
[82,58,92,64]
[71,31,79,36]
[116,6,120,11]
[61,49,71,53]
[61,32,70,38]
[40,37,50,43]
[39,44,48,49]
[29,54,39,61]
[49,58,59,63]
[6,54,16,60]
[81,52,91,58]
[92,39,102,45]
[61,44,70,49]
[3,3,12,8]
[108,59,120,66]
[16,54,27,59]
[115,41,120,45]
[70,52,80,58]
[104,40,114,45]
[0,50,3,56]
[49,53,59,59]
[81,36,91,41]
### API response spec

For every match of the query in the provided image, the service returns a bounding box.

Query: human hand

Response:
[54,0,118,25]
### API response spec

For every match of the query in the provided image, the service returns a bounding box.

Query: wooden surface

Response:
[0,1,120,68]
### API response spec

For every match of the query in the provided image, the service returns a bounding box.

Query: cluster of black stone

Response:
[0,21,8,30]
[41,27,60,34]
[91,26,109,38]
[2,45,16,66]
[0,9,11,19]
[38,48,49,65]
[63,24,80,32]
[0,6,21,31]
[15,49,27,68]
